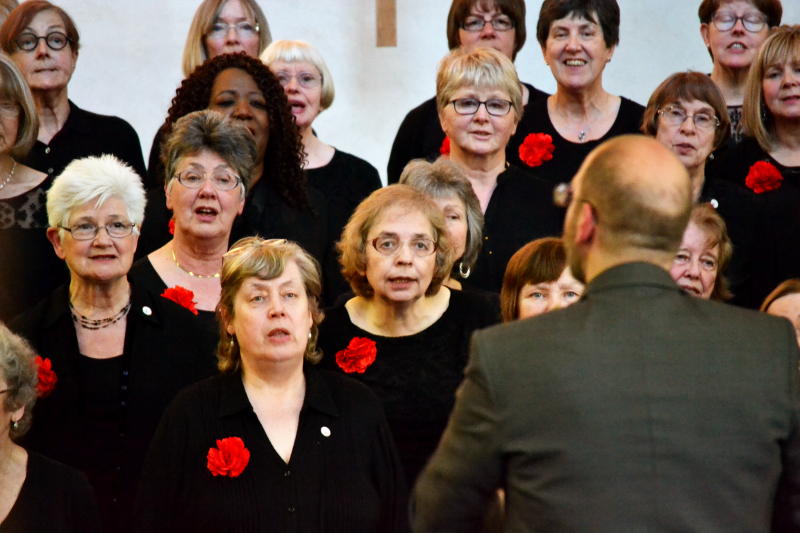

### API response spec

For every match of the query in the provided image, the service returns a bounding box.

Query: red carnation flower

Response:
[207,437,250,477]
[335,337,377,374]
[168,218,175,235]
[439,136,450,155]
[160,286,199,315]
[34,356,57,397]
[519,133,555,167]
[745,160,783,194]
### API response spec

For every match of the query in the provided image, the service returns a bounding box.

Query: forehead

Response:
[270,60,319,74]
[239,261,304,291]
[469,0,500,14]
[212,68,260,93]
[550,12,598,30]
[769,292,800,315]
[682,222,719,251]
[177,148,229,168]
[433,195,466,210]
[715,0,762,13]
[667,98,716,112]
[217,0,253,19]
[27,9,66,29]
[371,206,433,235]
[69,195,127,220]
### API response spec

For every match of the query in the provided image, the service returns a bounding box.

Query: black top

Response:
[23,100,146,180]
[510,96,645,184]
[306,149,382,305]
[317,288,499,484]
[10,282,218,533]
[386,83,549,183]
[472,165,565,293]
[133,368,409,533]
[710,136,800,307]
[0,174,68,321]
[0,451,101,533]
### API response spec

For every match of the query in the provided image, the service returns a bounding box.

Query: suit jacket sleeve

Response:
[411,331,504,532]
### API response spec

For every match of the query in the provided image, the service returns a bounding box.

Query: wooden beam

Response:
[376,0,397,47]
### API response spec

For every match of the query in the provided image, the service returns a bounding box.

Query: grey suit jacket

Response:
[413,262,800,533]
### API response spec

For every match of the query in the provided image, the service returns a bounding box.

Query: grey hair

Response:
[260,39,335,110]
[161,109,257,197]
[400,157,484,275]
[47,154,146,230]
[0,321,37,441]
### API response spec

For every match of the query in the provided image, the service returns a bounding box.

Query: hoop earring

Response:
[458,261,471,279]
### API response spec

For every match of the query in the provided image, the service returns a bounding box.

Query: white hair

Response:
[47,154,146,229]
[260,40,335,110]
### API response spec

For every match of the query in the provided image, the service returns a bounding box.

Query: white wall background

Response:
[53,0,800,184]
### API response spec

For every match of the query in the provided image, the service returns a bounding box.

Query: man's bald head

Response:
[572,135,692,256]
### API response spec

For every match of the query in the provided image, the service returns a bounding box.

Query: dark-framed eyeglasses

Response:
[173,169,241,191]
[711,12,767,32]
[370,235,437,257]
[461,15,514,32]
[58,221,137,241]
[15,31,71,52]
[450,98,513,117]
[207,21,260,39]
[657,104,720,131]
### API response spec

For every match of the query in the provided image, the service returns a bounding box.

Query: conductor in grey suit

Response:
[412,135,800,532]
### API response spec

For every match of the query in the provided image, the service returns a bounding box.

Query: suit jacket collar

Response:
[585,262,682,298]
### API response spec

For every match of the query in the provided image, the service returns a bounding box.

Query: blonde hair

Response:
[0,52,37,158]
[260,40,335,110]
[216,237,323,372]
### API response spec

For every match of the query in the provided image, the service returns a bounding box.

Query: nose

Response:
[91,226,113,246]
[268,298,286,318]
[394,241,414,264]
[565,33,581,51]
[224,26,241,44]
[479,20,496,39]
[197,176,217,196]
[231,99,253,120]
[34,37,49,57]
[730,17,746,33]
[679,115,697,134]
[284,75,300,92]
[686,257,702,278]
[473,102,491,121]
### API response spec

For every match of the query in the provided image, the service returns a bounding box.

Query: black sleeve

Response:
[146,127,167,191]
[65,468,103,533]
[386,100,444,184]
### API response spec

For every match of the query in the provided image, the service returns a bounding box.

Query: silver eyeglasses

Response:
[461,15,514,32]
[207,21,259,39]
[370,236,437,257]
[59,221,137,241]
[450,98,513,117]
[274,71,321,89]
[657,104,720,131]
[174,170,241,191]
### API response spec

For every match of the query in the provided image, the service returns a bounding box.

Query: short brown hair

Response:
[500,237,566,322]
[761,278,800,312]
[689,203,733,301]
[182,0,272,77]
[698,0,782,27]
[642,71,731,151]
[338,185,453,299]
[0,0,79,55]
[743,25,800,152]
[436,46,522,121]
[399,158,484,278]
[216,237,324,373]
[446,0,527,60]
[0,321,37,441]
[536,0,620,48]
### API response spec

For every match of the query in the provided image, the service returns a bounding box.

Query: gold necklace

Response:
[171,248,220,279]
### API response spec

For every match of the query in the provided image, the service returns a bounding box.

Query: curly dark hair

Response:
[158,52,309,210]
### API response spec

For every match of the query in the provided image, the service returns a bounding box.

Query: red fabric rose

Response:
[160,286,199,315]
[336,337,377,374]
[518,133,555,167]
[207,437,250,477]
[745,161,783,194]
[439,136,450,155]
[168,218,175,235]
[35,356,57,397]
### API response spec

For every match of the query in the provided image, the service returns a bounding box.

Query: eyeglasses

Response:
[174,169,241,191]
[711,12,767,32]
[370,236,437,257]
[59,221,137,240]
[461,15,514,32]
[657,104,720,131]
[274,71,321,89]
[207,21,260,39]
[15,31,71,52]
[450,98,513,117]
[553,182,573,208]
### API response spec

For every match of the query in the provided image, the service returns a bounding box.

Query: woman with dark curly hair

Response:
[139,53,328,268]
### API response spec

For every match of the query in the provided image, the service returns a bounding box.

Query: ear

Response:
[575,202,596,245]
[46,227,67,260]
[438,109,450,137]
[700,23,711,48]
[237,195,245,216]
[164,181,174,211]
[604,44,616,64]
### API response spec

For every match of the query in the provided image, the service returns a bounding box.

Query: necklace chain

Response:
[70,300,131,330]
[0,160,17,191]
[171,248,221,279]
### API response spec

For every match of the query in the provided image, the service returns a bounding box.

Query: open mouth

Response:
[288,101,306,114]
[268,328,290,339]
[728,42,746,50]
[564,58,587,67]
[90,254,117,260]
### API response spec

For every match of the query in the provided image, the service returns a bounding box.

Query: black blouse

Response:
[0,451,101,533]
[9,282,218,533]
[510,96,645,184]
[318,288,500,484]
[386,83,549,183]
[24,100,146,180]
[134,368,409,533]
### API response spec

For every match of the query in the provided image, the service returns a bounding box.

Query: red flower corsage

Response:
[439,136,450,155]
[207,437,250,477]
[745,161,783,194]
[34,356,57,397]
[519,133,555,167]
[335,337,377,374]
[168,218,175,235]
[160,286,199,315]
